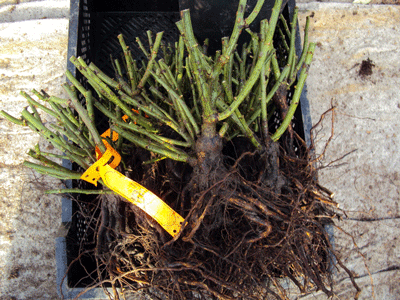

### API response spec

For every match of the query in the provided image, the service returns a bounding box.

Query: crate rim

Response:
[55,0,322,298]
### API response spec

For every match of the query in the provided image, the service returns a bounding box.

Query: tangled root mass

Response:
[78,130,354,300]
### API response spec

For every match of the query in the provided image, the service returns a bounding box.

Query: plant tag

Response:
[99,164,184,237]
[80,110,183,237]
[81,140,121,186]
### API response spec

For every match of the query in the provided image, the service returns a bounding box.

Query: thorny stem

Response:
[211,0,247,80]
[149,69,199,137]
[271,43,315,141]
[118,34,137,91]
[0,110,25,125]
[63,83,106,153]
[111,125,195,164]
[288,7,299,82]
[295,16,310,74]
[45,189,115,195]
[261,62,269,139]
[176,11,214,121]
[23,161,82,180]
[2,0,316,192]
[20,91,59,119]
[212,0,267,79]
[137,31,164,89]
[70,56,152,129]
[217,0,282,121]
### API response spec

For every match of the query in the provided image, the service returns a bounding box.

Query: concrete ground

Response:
[297,3,400,299]
[0,0,399,299]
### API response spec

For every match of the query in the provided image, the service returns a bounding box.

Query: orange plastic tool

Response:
[80,112,184,237]
[100,164,184,236]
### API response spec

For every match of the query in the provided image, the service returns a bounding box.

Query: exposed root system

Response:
[69,132,360,300]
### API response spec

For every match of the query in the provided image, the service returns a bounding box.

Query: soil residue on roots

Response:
[75,131,358,300]
[359,58,375,78]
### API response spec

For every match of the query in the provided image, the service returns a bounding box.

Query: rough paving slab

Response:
[0,1,399,299]
[0,12,68,300]
[297,3,400,299]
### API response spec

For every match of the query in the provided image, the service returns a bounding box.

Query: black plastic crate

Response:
[56,0,314,298]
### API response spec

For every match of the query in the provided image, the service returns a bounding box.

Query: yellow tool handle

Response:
[99,164,184,237]
[80,110,184,237]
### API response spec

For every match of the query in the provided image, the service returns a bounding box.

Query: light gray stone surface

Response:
[0,1,399,299]
[297,3,400,299]
[0,11,68,300]
[0,0,68,23]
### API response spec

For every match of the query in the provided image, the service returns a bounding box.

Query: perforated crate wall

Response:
[56,0,312,298]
